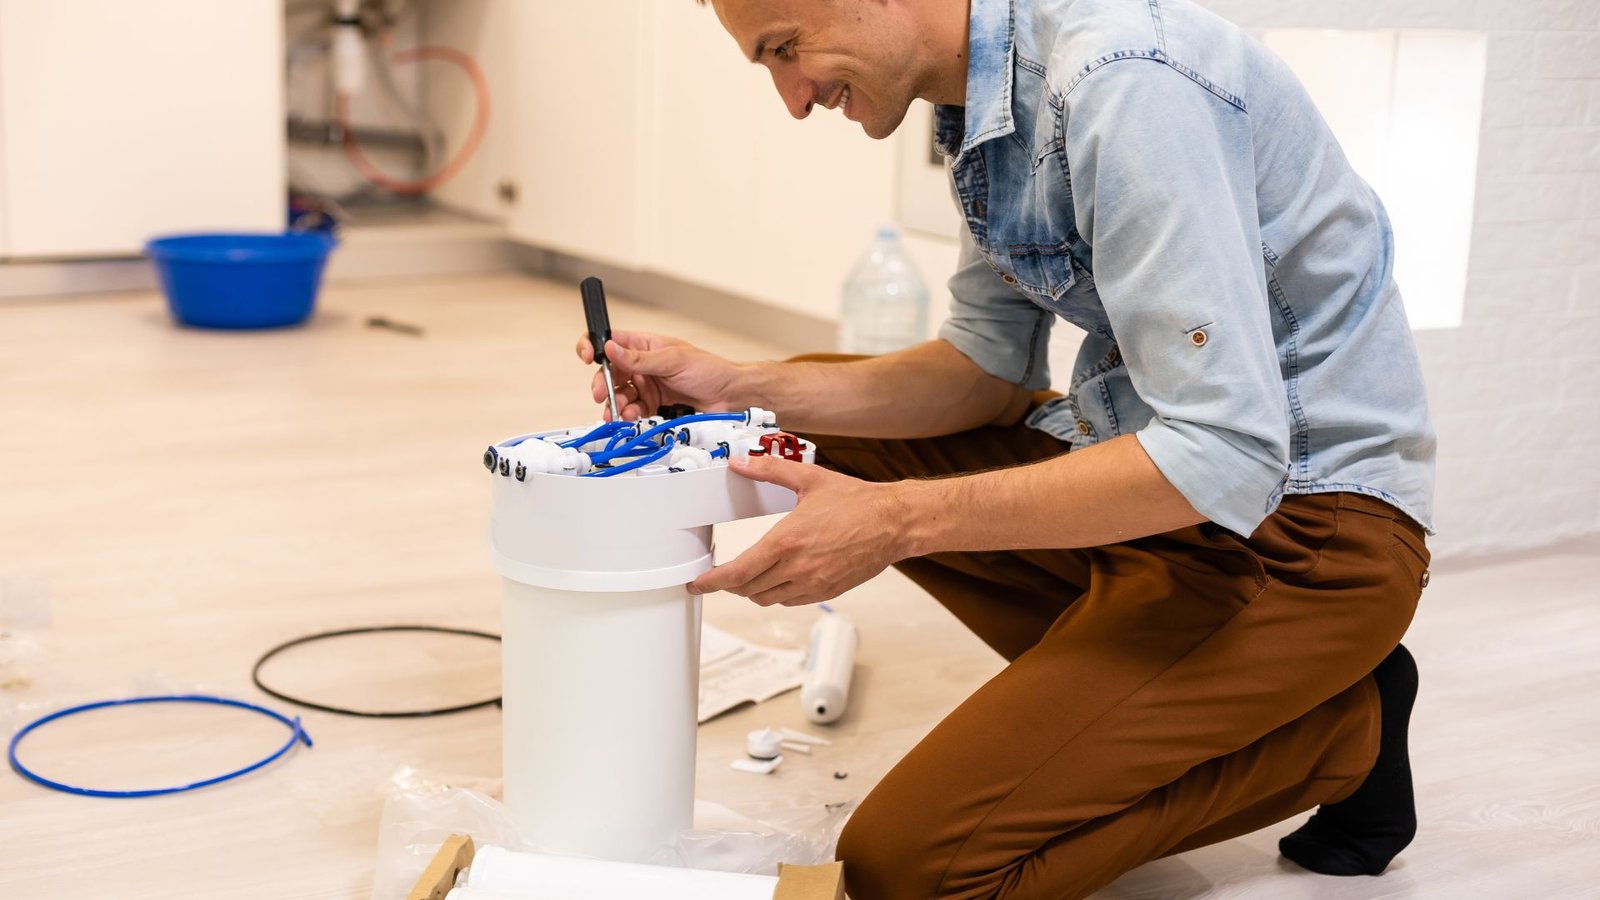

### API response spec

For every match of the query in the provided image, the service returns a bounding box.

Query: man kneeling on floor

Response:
[576,0,1436,896]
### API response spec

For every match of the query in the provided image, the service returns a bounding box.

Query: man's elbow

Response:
[986,381,1034,427]
[930,338,1036,428]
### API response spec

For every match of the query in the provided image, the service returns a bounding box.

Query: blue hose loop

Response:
[624,412,746,451]
[584,433,678,477]
[7,694,313,798]
[559,420,633,450]
[588,436,664,466]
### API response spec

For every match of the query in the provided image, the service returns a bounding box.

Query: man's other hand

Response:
[689,454,908,606]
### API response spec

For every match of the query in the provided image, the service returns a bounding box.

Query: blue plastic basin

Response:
[145,232,337,330]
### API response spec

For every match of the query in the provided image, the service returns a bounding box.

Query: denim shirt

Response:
[934,0,1437,537]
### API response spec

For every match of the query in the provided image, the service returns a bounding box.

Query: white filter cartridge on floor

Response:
[801,612,858,724]
[454,845,778,900]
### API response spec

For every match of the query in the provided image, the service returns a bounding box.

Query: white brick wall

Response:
[1193,0,1600,557]
[915,1,1597,559]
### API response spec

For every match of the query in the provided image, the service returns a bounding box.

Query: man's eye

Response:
[774,41,794,59]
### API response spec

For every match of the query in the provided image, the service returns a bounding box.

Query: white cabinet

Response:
[421,0,516,225]
[503,2,650,269]
[0,0,283,258]
[507,2,923,322]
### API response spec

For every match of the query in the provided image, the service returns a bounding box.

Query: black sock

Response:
[1279,643,1419,877]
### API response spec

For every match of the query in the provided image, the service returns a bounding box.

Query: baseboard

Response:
[1,228,839,354]
[523,247,838,354]
[323,218,522,282]
[0,257,155,301]
[0,212,521,303]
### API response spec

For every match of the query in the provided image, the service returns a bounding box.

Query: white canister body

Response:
[500,581,700,861]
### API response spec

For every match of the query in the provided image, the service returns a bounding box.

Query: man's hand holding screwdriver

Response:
[574,330,747,422]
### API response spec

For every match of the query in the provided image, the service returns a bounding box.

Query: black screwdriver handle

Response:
[581,277,612,364]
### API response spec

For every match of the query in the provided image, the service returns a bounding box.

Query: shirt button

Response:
[1420,570,1431,589]
[1076,419,1092,434]
[1190,329,1208,347]
[1002,274,1017,285]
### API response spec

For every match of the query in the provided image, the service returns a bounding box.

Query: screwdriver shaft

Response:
[601,360,621,422]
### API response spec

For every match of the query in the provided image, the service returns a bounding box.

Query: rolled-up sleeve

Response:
[1063,60,1290,536]
[938,221,1056,391]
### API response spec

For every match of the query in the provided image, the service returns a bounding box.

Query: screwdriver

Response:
[580,276,622,422]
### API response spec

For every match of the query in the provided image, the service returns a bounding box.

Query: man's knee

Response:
[837,791,937,900]
[839,779,1023,900]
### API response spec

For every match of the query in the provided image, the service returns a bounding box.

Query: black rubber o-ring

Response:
[251,625,501,718]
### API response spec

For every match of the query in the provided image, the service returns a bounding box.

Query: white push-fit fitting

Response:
[487,417,814,861]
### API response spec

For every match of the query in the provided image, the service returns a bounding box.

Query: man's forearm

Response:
[734,339,1030,438]
[897,434,1207,554]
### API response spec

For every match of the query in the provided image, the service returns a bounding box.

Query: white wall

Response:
[751,0,1600,559]
[1194,0,1600,558]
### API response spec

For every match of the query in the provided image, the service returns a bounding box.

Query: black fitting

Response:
[483,446,499,472]
[657,403,697,419]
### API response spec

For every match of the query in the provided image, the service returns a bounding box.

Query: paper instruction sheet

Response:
[699,623,805,723]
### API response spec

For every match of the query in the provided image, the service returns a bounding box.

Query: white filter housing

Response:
[499,582,699,858]
[487,421,814,862]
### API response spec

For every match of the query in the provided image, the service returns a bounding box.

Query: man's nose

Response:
[770,68,816,120]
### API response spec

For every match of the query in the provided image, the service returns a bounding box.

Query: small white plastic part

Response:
[779,741,812,755]
[731,755,783,775]
[745,727,785,760]
[801,612,859,724]
[778,726,832,746]
[743,406,778,428]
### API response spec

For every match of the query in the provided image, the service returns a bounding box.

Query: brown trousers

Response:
[803,378,1431,900]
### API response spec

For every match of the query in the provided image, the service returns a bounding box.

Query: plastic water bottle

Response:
[839,226,929,355]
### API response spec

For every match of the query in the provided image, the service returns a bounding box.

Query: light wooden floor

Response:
[1,274,1596,899]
